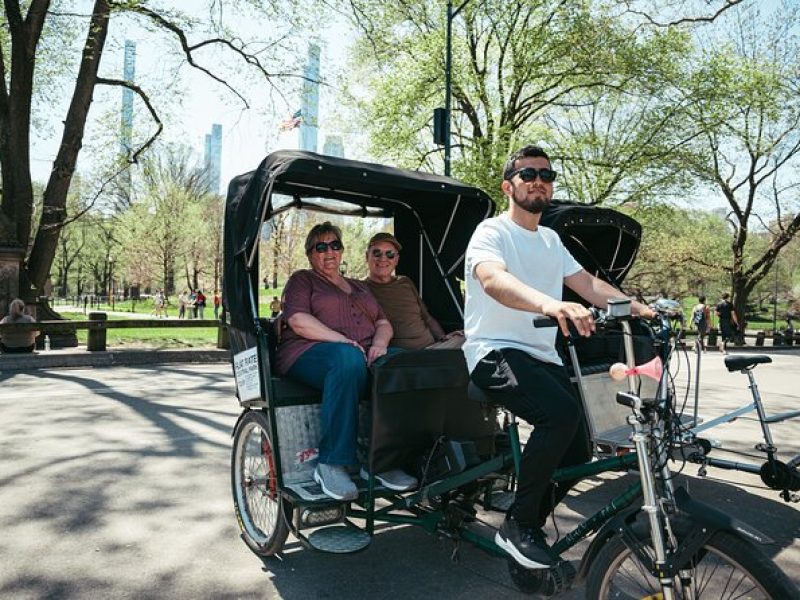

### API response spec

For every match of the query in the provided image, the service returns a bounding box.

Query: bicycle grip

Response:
[532,316,558,328]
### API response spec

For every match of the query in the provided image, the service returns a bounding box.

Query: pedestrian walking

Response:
[716,293,738,354]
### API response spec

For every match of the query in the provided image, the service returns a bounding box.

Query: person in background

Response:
[277,221,417,501]
[178,290,188,319]
[151,289,165,318]
[187,289,197,319]
[270,296,281,318]
[363,232,463,350]
[195,289,207,319]
[0,298,40,353]
[213,291,221,319]
[715,292,738,355]
[691,295,711,351]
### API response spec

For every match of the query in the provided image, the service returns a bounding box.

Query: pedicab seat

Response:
[368,349,496,475]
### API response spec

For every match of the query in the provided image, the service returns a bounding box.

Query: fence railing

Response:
[0,314,229,351]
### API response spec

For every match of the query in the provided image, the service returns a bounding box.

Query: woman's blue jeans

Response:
[288,343,400,466]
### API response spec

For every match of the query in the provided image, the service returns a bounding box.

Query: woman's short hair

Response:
[8,298,26,318]
[304,221,343,255]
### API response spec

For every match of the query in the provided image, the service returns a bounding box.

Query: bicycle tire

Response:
[231,410,291,556]
[586,519,798,599]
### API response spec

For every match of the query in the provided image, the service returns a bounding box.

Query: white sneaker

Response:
[360,468,418,492]
[314,464,358,501]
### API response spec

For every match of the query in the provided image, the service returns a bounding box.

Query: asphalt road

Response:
[0,350,798,599]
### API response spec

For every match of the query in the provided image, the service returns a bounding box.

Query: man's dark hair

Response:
[503,145,551,180]
[698,295,706,303]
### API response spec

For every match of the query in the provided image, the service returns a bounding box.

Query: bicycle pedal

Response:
[539,560,576,597]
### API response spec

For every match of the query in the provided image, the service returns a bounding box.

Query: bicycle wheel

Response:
[232,410,291,556]
[586,520,798,599]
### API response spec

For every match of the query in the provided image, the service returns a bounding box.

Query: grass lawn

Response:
[57,311,218,349]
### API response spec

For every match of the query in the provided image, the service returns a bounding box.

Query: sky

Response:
[29,3,358,195]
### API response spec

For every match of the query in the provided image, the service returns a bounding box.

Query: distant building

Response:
[300,44,320,152]
[120,40,136,158]
[323,135,344,158]
[204,123,222,194]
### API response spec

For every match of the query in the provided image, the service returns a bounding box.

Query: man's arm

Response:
[564,270,654,319]
[367,318,393,365]
[474,261,595,337]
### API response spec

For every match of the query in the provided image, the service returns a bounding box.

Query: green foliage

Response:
[346,0,694,208]
[624,204,731,298]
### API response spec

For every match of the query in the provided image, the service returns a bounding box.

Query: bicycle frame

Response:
[685,337,800,502]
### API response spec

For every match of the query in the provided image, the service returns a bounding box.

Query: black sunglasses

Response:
[313,240,344,253]
[507,167,557,183]
[370,248,398,259]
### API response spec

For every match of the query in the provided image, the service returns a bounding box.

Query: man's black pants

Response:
[470,348,591,527]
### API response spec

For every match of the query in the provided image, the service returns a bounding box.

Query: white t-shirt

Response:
[462,213,583,372]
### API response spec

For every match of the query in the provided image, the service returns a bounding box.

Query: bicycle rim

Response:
[597,536,775,599]
[233,416,283,547]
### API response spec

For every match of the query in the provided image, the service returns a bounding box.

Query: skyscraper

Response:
[204,123,222,194]
[323,135,344,158]
[300,44,320,152]
[120,40,136,158]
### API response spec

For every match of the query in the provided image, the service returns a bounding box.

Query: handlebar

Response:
[532,307,623,336]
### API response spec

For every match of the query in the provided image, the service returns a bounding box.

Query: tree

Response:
[0,0,312,306]
[342,0,742,207]
[624,204,731,300]
[115,145,215,295]
[676,2,800,329]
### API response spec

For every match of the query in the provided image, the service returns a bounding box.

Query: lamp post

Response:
[772,259,778,332]
[109,256,116,311]
[442,0,471,177]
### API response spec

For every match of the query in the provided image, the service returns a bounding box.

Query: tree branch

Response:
[96,77,163,163]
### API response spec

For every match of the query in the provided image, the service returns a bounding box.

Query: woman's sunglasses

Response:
[313,240,344,253]
[507,167,557,183]
[370,248,398,259]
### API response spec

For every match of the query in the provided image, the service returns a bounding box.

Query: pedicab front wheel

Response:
[232,410,291,556]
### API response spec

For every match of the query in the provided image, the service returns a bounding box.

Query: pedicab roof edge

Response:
[225,150,495,258]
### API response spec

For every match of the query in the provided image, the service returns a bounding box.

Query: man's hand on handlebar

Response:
[541,301,596,338]
[633,303,657,321]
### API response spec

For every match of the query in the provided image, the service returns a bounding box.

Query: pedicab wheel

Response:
[585,521,799,599]
[232,410,291,557]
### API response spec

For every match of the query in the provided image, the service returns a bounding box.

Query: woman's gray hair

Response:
[304,221,343,255]
[8,298,26,318]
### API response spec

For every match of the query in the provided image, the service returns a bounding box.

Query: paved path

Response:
[0,353,797,598]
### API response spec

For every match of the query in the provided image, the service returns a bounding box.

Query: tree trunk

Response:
[25,0,111,295]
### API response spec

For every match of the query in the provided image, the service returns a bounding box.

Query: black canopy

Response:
[224,150,495,333]
[540,200,641,304]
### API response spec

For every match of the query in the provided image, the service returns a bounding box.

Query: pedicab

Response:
[223,151,795,598]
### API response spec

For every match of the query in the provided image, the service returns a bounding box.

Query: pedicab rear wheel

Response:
[232,410,291,556]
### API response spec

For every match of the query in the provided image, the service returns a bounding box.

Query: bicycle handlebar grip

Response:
[616,391,640,409]
[532,307,604,332]
[532,316,558,328]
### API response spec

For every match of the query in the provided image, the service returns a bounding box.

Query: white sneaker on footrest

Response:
[360,468,418,491]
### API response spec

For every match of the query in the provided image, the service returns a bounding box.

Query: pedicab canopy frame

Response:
[223,150,495,337]
[223,151,644,336]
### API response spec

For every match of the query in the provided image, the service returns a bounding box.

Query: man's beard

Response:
[511,187,550,214]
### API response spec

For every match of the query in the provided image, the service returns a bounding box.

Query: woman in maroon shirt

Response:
[278,222,416,500]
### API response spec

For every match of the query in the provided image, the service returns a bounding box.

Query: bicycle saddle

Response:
[724,354,772,372]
